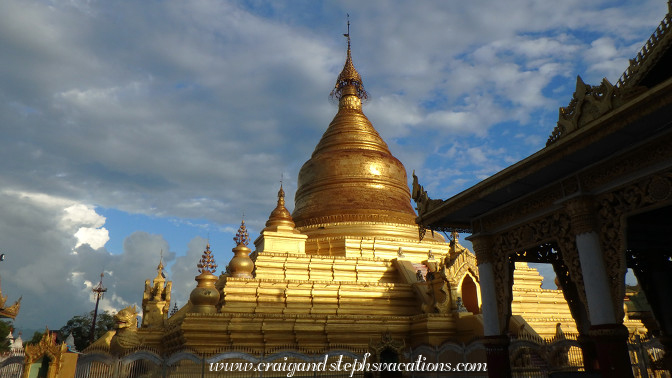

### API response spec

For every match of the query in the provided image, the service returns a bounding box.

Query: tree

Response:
[58,310,115,351]
[0,320,11,352]
[28,330,43,345]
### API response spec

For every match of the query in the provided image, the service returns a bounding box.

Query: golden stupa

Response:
[90,34,645,358]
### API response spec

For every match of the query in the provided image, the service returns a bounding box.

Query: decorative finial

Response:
[234,220,250,246]
[263,183,296,231]
[345,13,351,51]
[279,173,285,197]
[197,244,217,274]
[330,14,368,101]
[191,245,220,313]
[154,251,166,280]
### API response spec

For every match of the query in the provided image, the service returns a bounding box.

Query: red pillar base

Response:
[588,323,633,378]
[483,335,511,378]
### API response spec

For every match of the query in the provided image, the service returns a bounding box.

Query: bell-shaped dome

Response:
[292,38,417,228]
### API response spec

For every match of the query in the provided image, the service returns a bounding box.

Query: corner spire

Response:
[191,243,220,313]
[228,218,254,278]
[156,250,165,279]
[263,183,296,231]
[330,15,368,102]
[234,220,250,247]
[197,244,217,274]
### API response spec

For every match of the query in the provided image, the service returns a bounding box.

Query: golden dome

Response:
[292,38,417,228]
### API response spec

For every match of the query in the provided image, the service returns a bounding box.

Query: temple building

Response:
[87,31,649,364]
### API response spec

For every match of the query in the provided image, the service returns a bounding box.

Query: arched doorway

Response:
[461,274,479,314]
[28,356,50,378]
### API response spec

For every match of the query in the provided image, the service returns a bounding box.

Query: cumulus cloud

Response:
[0,190,177,329]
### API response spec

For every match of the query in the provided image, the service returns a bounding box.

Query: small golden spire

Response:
[196,244,217,274]
[234,220,250,246]
[228,217,255,278]
[264,183,296,230]
[330,15,368,102]
[157,250,164,271]
[154,251,166,281]
[191,244,220,313]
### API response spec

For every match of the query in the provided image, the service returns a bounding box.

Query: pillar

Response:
[471,234,512,378]
[552,260,598,372]
[565,197,633,378]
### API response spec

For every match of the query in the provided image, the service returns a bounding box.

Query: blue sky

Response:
[0,0,667,331]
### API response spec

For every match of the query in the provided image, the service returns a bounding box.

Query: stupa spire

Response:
[155,250,165,281]
[330,16,368,102]
[228,218,254,278]
[264,183,296,230]
[234,219,250,246]
[190,243,220,313]
[197,244,217,274]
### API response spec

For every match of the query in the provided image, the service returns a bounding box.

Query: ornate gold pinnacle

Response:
[197,244,217,274]
[157,250,165,273]
[264,184,296,230]
[234,220,250,246]
[330,18,368,101]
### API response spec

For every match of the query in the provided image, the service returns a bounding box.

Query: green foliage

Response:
[29,330,43,345]
[58,311,115,351]
[0,320,11,352]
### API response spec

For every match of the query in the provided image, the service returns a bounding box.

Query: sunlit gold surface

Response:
[263,185,296,231]
[141,258,172,328]
[293,61,417,232]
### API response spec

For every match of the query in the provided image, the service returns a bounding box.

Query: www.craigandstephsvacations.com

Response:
[208,353,487,377]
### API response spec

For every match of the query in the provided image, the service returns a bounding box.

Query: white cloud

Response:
[74,227,110,250]
[0,190,176,329]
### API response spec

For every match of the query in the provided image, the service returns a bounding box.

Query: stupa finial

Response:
[234,220,250,246]
[154,250,166,280]
[330,15,368,102]
[263,182,296,231]
[196,244,217,274]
